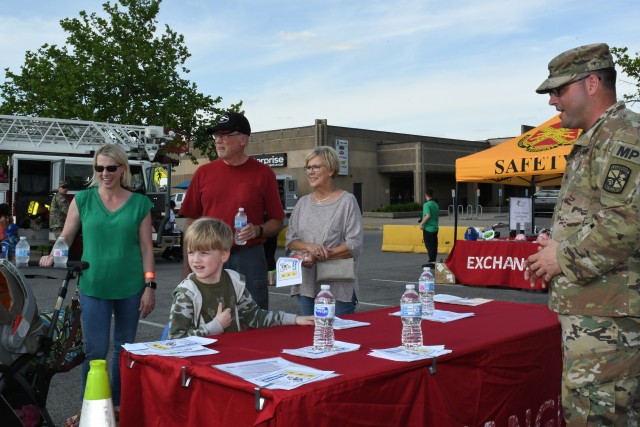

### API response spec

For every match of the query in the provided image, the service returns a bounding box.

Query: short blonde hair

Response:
[185,217,233,252]
[305,146,340,177]
[89,144,132,188]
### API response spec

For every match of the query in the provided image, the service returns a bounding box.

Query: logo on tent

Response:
[517,122,580,152]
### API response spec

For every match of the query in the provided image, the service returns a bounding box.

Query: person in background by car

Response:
[50,180,70,239]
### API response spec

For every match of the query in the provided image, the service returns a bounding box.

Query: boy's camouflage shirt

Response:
[169,269,297,338]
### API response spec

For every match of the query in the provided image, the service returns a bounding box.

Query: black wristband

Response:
[258,225,264,237]
[145,281,157,289]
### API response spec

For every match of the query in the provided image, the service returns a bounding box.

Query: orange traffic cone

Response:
[79,360,116,427]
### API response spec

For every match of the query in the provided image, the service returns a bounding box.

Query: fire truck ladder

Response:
[0,115,165,161]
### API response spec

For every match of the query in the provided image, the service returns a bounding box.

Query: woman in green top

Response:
[418,188,439,267]
[40,144,155,426]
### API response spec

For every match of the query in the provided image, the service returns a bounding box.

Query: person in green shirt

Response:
[418,188,439,268]
[40,144,155,427]
[169,217,313,338]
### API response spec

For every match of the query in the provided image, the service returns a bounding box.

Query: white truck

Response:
[0,114,179,252]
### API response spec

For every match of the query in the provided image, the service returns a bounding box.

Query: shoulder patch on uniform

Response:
[603,164,631,194]
[612,142,640,164]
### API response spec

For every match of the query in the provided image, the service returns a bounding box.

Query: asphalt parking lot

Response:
[19,213,550,425]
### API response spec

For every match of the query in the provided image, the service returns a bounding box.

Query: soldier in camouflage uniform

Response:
[49,180,69,238]
[526,43,640,426]
[169,217,313,338]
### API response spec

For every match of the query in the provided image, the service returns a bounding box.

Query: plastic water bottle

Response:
[1,240,9,260]
[15,237,30,267]
[313,284,335,351]
[52,237,69,268]
[234,208,248,246]
[401,284,423,350]
[418,267,436,317]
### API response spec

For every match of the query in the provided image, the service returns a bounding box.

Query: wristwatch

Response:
[145,281,157,290]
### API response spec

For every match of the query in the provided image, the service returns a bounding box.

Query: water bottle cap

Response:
[320,284,330,290]
[238,207,245,212]
[19,236,26,240]
[406,284,415,289]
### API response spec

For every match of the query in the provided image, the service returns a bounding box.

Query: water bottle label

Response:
[53,248,69,257]
[314,303,335,318]
[16,248,30,257]
[419,280,435,293]
[401,303,422,317]
[234,219,247,228]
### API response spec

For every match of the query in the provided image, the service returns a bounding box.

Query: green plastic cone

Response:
[83,360,112,400]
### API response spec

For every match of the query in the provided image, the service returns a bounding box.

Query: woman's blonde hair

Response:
[305,146,340,177]
[89,144,132,188]
[184,217,233,252]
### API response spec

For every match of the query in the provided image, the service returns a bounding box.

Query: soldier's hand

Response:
[526,239,561,286]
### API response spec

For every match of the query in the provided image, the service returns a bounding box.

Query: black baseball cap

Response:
[207,113,251,136]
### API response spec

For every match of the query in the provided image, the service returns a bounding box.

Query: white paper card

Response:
[276,257,303,287]
[282,341,361,359]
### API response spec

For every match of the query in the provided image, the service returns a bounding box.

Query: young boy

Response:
[169,217,313,338]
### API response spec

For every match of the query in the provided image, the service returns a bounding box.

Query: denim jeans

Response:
[79,289,143,406]
[422,229,439,264]
[297,291,357,317]
[225,245,269,310]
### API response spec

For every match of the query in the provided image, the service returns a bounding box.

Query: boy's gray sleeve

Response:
[237,288,297,328]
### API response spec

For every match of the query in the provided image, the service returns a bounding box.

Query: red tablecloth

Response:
[120,302,563,427]
[446,240,544,290]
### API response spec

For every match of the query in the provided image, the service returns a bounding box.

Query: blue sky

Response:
[1,0,639,140]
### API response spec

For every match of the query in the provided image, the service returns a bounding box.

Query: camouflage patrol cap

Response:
[58,180,68,187]
[536,43,614,94]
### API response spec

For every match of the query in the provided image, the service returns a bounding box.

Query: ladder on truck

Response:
[0,115,164,160]
[0,114,179,253]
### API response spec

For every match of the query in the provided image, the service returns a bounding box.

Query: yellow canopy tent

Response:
[456,115,582,187]
[452,115,582,238]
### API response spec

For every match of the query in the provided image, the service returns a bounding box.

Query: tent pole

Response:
[453,182,459,243]
[530,182,536,234]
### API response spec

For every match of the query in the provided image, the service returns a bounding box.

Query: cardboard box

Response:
[435,262,456,284]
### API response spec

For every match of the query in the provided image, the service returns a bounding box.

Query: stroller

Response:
[0,259,88,426]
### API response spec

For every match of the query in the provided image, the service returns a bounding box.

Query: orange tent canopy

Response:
[455,115,582,187]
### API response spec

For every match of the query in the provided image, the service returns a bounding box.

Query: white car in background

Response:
[171,192,186,216]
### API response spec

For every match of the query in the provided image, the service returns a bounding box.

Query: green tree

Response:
[612,46,640,105]
[0,0,238,162]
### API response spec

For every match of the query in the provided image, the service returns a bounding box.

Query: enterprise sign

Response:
[253,153,287,168]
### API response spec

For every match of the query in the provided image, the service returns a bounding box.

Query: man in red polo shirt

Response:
[180,113,284,309]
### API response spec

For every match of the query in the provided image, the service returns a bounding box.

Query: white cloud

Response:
[277,30,314,43]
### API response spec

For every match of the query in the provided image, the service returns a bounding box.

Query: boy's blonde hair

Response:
[184,217,233,252]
